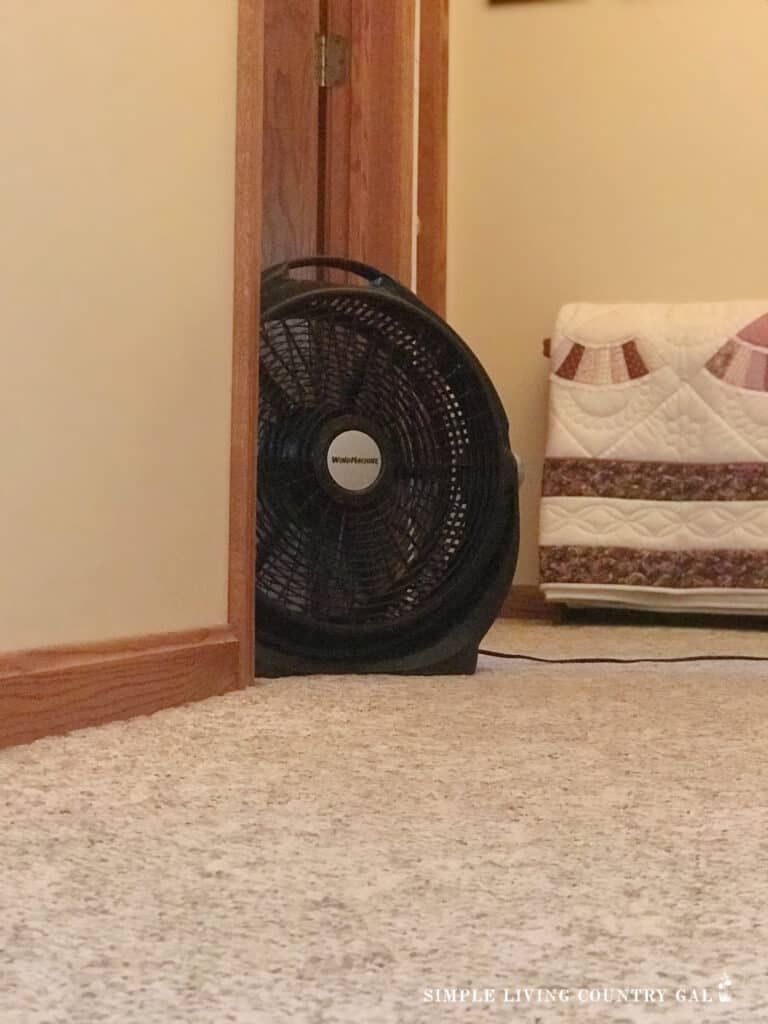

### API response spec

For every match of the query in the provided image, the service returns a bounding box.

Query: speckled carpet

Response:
[2,618,768,1023]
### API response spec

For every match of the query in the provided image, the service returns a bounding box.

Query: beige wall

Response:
[448,0,768,583]
[1,2,238,651]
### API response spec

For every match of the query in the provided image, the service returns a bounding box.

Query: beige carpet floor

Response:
[2,618,768,1023]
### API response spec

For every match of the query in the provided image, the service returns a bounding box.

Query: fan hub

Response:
[313,416,392,502]
[326,429,383,492]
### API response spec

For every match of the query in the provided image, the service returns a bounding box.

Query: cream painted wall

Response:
[0,2,238,650]
[448,0,768,583]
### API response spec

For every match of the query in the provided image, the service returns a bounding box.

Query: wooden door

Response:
[323,0,416,285]
[261,0,420,286]
[262,0,321,268]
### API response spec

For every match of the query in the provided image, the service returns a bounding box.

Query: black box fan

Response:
[256,257,520,676]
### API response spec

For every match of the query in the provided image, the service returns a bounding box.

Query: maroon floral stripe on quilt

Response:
[542,458,768,502]
[540,546,768,590]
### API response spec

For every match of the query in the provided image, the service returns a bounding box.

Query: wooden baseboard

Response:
[499,584,562,621]
[0,626,241,751]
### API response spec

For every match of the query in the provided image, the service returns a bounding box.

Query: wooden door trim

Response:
[229,0,264,688]
[0,0,263,751]
[417,0,449,316]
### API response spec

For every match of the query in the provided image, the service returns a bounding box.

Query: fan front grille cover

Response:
[257,263,517,667]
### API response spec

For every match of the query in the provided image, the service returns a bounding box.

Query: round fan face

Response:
[256,286,512,661]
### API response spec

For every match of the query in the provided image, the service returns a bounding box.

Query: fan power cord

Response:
[478,649,768,665]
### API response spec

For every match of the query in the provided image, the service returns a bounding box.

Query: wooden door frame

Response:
[228,0,263,689]
[417,0,449,317]
[0,0,263,750]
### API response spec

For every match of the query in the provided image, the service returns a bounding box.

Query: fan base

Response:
[254,642,479,678]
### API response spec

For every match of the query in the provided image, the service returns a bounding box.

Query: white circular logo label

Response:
[327,430,382,492]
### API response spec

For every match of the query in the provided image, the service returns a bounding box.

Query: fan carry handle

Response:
[263,256,428,310]
[264,256,391,284]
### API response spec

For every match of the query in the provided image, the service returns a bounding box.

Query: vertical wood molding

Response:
[417,0,449,317]
[229,0,264,688]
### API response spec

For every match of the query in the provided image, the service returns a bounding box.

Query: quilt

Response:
[539,302,768,613]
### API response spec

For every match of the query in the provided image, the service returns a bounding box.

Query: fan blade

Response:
[259,363,301,417]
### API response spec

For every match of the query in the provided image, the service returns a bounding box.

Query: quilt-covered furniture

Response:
[540,302,768,613]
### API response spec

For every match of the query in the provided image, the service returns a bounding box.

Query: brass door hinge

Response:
[316,33,349,89]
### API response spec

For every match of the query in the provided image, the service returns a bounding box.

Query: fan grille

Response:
[257,289,507,652]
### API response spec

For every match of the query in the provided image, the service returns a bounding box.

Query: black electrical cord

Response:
[479,650,768,664]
